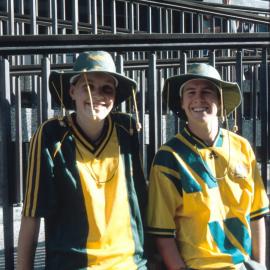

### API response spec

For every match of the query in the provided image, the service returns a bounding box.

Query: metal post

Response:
[139,70,146,175]
[15,77,23,204]
[260,48,268,188]
[236,50,243,133]
[116,54,126,113]
[111,0,116,34]
[147,5,152,34]
[0,57,14,270]
[91,0,98,34]
[72,0,79,34]
[100,0,104,26]
[129,1,134,34]
[41,56,51,121]
[8,0,14,35]
[148,53,158,168]
[51,0,58,35]
[30,0,37,34]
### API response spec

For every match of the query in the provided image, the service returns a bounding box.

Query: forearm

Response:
[250,217,266,265]
[16,216,40,270]
[156,237,186,270]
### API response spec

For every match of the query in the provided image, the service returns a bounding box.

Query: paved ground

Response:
[0,206,45,269]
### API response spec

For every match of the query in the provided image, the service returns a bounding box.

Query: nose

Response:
[194,91,204,101]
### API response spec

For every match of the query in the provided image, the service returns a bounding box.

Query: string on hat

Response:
[83,72,96,120]
[232,108,238,133]
[219,87,225,123]
[132,88,142,132]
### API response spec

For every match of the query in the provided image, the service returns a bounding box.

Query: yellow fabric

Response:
[147,128,269,269]
[75,127,137,269]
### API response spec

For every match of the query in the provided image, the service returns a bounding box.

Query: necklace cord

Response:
[195,129,231,181]
[76,143,120,185]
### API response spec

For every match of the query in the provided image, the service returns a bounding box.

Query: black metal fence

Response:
[0,0,270,269]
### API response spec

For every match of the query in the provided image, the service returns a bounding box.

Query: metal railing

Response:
[0,33,269,269]
[0,0,269,269]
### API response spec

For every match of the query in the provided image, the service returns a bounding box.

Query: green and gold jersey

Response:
[23,112,147,270]
[147,127,269,269]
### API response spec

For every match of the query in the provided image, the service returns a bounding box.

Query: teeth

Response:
[193,108,206,112]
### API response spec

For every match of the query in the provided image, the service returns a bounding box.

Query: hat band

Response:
[178,79,221,97]
[70,72,119,87]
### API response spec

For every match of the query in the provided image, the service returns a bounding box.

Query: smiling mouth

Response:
[192,107,208,112]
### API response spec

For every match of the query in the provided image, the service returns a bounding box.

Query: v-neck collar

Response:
[67,113,114,157]
[182,126,223,149]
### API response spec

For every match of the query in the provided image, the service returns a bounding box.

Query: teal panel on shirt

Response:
[166,137,218,189]
[154,150,202,194]
[224,217,251,255]
[209,221,245,264]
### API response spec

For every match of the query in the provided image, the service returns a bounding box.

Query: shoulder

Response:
[111,112,136,136]
[222,129,250,145]
[221,129,253,152]
[34,117,70,141]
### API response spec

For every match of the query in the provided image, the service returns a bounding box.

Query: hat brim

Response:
[162,74,242,119]
[49,70,137,110]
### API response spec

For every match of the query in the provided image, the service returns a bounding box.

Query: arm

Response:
[16,216,41,270]
[250,217,266,265]
[156,238,186,270]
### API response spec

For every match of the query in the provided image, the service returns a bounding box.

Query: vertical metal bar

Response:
[158,7,162,33]
[116,54,126,113]
[129,1,134,34]
[236,50,243,134]
[72,0,79,34]
[148,53,158,166]
[60,0,66,21]
[87,0,92,24]
[111,0,116,34]
[260,48,268,188]
[135,3,140,32]
[30,0,37,34]
[209,50,216,67]
[8,0,14,35]
[147,5,152,34]
[252,65,258,149]
[140,70,146,175]
[41,56,51,121]
[177,52,187,132]
[179,11,184,33]
[51,0,58,34]
[125,1,128,30]
[100,0,104,26]
[0,57,14,270]
[92,0,98,34]
[15,76,23,203]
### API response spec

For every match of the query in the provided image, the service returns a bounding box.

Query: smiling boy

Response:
[147,63,269,270]
[17,51,148,270]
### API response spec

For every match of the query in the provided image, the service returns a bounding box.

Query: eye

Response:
[102,85,115,95]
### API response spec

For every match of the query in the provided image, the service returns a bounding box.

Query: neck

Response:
[187,118,219,145]
[76,114,106,142]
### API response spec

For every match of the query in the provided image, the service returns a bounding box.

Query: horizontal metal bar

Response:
[136,0,270,24]
[0,33,269,55]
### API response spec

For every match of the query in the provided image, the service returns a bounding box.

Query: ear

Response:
[69,85,76,100]
[180,96,184,109]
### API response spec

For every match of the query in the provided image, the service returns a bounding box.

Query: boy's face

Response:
[181,79,220,124]
[69,72,116,121]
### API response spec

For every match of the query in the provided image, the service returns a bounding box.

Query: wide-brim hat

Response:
[49,51,137,110]
[162,63,242,119]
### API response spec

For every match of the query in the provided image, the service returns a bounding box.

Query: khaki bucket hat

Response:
[49,51,137,110]
[162,63,242,119]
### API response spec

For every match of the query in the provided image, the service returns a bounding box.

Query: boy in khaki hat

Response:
[17,51,147,269]
[147,63,269,270]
